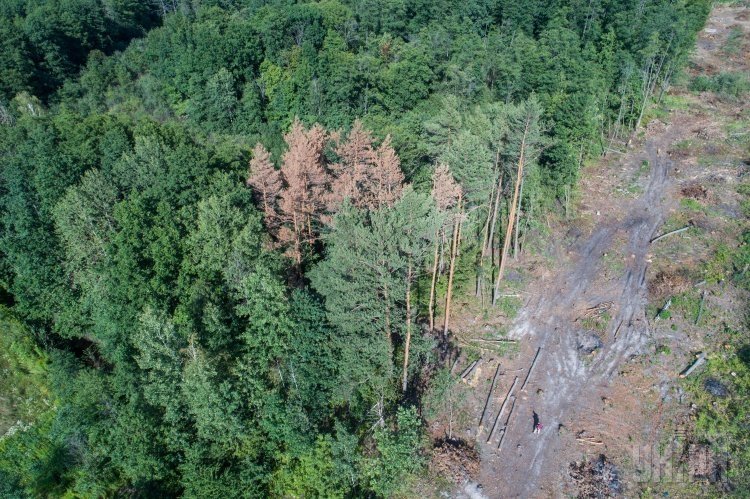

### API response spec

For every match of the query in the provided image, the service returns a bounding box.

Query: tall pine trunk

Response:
[293,211,302,265]
[428,233,440,331]
[477,151,502,297]
[402,263,413,392]
[513,172,525,259]
[443,196,462,337]
[486,174,503,261]
[383,278,391,338]
[494,118,529,304]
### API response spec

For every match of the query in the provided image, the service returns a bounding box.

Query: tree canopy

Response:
[0,0,710,496]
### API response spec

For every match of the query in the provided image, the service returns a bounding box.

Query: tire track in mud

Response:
[481,131,680,498]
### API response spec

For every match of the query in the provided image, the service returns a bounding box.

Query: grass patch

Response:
[671,290,703,323]
[689,72,750,101]
[679,197,707,213]
[495,295,522,320]
[581,311,611,334]
[660,93,691,110]
[655,344,671,355]
[602,251,626,275]
[724,112,750,148]
[672,139,695,152]
[685,348,750,494]
[722,27,744,56]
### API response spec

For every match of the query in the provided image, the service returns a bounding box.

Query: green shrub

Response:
[361,407,427,497]
[689,72,750,100]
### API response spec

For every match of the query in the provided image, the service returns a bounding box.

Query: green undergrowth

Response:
[689,72,750,101]
[681,178,750,494]
[0,306,51,434]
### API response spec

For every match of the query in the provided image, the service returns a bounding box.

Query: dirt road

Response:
[473,5,750,494]
[483,133,678,497]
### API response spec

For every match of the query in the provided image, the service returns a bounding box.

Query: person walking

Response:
[532,411,542,434]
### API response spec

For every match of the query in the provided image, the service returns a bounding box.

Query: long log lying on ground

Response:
[576,437,604,445]
[650,225,691,244]
[478,363,502,431]
[487,376,518,443]
[459,358,480,379]
[469,337,518,344]
[496,428,506,451]
[613,320,623,339]
[680,352,707,378]
[520,347,542,391]
[463,357,484,380]
[496,395,518,450]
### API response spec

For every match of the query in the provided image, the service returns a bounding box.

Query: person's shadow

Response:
[532,411,539,431]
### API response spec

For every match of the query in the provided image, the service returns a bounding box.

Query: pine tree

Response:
[368,135,404,210]
[493,98,543,304]
[328,119,375,210]
[328,121,404,212]
[428,164,461,333]
[309,188,437,406]
[278,118,330,264]
[247,143,282,230]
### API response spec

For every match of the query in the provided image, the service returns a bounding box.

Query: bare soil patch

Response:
[437,4,750,497]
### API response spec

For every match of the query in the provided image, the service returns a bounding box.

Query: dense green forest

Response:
[0,0,709,496]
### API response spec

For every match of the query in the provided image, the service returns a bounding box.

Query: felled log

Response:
[487,376,518,443]
[679,352,707,378]
[520,347,542,391]
[478,363,502,431]
[459,358,481,379]
[497,396,517,450]
[468,337,518,344]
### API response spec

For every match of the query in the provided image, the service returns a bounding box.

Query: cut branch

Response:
[654,297,672,321]
[650,225,691,244]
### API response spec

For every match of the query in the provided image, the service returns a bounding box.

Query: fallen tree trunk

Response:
[468,337,518,344]
[496,428,507,451]
[478,363,502,431]
[520,347,542,391]
[459,358,480,379]
[487,376,518,443]
[680,352,706,378]
[497,395,517,450]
